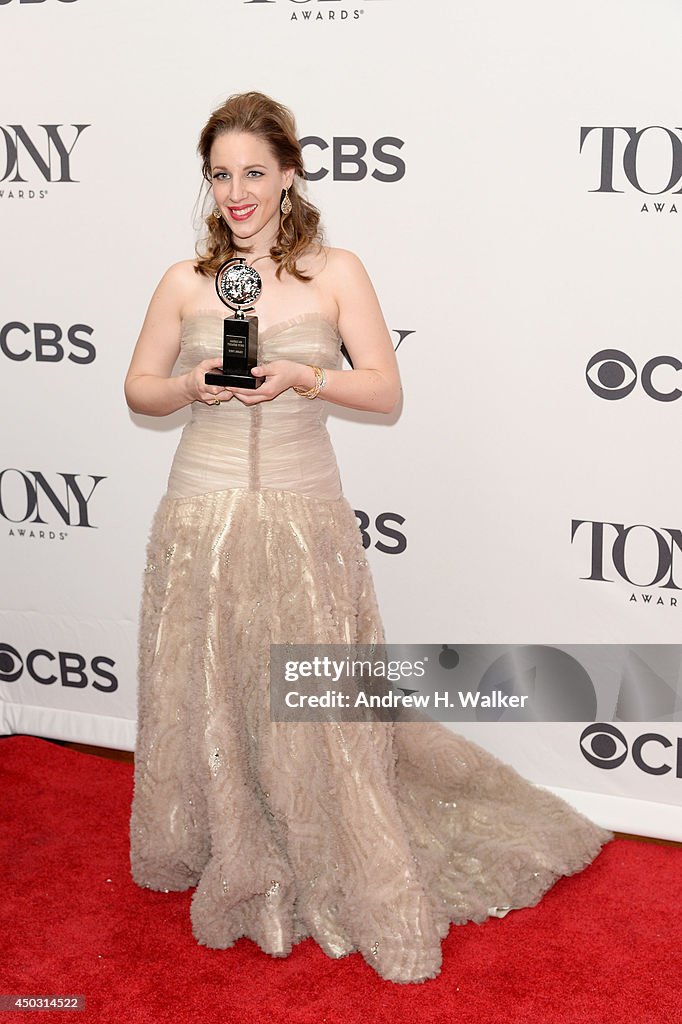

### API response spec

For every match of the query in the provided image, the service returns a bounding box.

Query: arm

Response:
[315,248,401,414]
[124,261,229,416]
[232,249,401,414]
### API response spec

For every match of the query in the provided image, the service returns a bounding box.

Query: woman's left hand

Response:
[225,360,311,405]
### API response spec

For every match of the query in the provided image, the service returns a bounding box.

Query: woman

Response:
[126,92,611,984]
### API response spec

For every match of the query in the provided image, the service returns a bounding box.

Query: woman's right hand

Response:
[125,262,239,417]
[182,357,235,406]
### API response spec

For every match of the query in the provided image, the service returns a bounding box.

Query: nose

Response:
[227,175,248,202]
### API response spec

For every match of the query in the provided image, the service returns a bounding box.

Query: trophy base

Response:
[205,369,261,390]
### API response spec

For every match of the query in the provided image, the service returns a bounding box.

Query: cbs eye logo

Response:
[580,723,682,778]
[586,349,682,401]
[0,642,117,692]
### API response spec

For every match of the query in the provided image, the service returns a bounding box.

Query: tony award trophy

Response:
[205,257,263,390]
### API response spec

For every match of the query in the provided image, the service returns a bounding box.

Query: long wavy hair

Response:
[194,92,323,281]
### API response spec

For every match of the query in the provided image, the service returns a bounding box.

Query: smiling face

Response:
[210,131,294,253]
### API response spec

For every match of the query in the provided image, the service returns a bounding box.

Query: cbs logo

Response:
[300,136,405,182]
[1,322,95,363]
[355,510,407,554]
[586,349,681,401]
[580,723,682,778]
[0,642,117,692]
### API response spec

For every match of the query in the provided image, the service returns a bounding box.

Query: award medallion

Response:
[205,257,263,389]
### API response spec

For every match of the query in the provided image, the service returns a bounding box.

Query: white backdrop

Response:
[1,0,681,839]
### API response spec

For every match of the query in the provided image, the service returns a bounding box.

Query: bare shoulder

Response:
[322,247,366,274]
[314,247,372,290]
[158,258,200,290]
[291,245,362,278]
[149,258,209,315]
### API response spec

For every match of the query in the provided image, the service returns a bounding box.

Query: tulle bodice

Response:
[167,312,343,500]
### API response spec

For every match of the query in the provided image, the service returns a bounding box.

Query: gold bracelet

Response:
[293,365,327,399]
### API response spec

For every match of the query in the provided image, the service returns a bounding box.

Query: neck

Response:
[234,224,279,266]
[233,244,273,268]
[246,250,272,266]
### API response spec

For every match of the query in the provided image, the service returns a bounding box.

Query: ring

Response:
[210,399,221,406]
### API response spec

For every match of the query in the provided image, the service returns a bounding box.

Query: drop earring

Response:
[280,187,292,218]
[212,206,222,220]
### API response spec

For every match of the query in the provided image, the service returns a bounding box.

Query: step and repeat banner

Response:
[1,0,681,839]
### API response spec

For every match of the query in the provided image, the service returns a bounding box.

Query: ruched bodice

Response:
[167,312,343,500]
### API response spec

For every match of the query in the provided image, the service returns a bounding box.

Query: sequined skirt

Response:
[129,487,612,984]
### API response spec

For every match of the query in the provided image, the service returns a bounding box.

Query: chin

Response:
[230,224,260,243]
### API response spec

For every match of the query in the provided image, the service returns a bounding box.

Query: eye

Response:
[580,723,628,769]
[247,170,264,178]
[0,643,23,682]
[586,349,637,399]
[212,172,229,181]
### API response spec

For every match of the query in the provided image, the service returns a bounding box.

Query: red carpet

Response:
[0,735,680,1024]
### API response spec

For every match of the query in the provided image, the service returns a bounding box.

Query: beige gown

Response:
[129,311,612,984]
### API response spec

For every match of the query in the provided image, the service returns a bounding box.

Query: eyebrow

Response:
[211,164,268,171]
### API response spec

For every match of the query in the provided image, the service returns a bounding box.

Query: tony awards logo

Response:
[205,258,263,390]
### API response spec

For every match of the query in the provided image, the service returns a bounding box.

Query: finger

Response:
[233,391,270,405]
[232,387,272,399]
[227,387,263,398]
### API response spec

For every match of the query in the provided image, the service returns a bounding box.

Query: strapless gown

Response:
[129,312,612,984]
